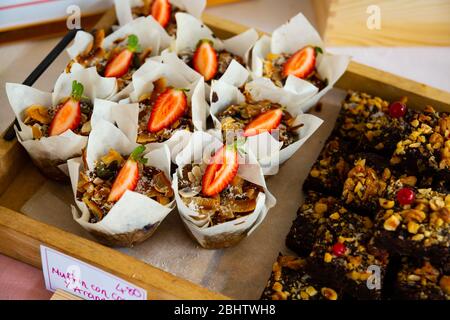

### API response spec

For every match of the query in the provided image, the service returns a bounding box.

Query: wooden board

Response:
[51,289,83,300]
[313,0,450,46]
[208,0,245,5]
[0,9,449,301]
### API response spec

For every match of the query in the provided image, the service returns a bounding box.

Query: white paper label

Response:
[40,245,147,300]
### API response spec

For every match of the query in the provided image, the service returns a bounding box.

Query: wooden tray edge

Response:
[0,206,229,300]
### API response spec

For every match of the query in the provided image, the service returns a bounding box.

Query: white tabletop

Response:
[1,0,449,133]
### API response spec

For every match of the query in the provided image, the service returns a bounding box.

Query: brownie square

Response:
[306,211,389,300]
[390,106,450,178]
[303,136,353,197]
[341,154,392,216]
[394,258,449,300]
[374,188,450,273]
[335,91,411,155]
[286,191,349,256]
[261,254,342,300]
[342,153,422,217]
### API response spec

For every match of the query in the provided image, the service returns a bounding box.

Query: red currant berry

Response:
[388,101,407,118]
[332,242,346,256]
[397,187,415,205]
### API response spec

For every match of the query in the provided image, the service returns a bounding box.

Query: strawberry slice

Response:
[243,109,283,137]
[104,34,141,78]
[193,40,218,81]
[151,0,171,28]
[202,146,239,196]
[282,46,316,79]
[147,88,188,133]
[48,81,84,136]
[108,146,147,202]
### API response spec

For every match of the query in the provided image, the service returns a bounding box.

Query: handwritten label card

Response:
[40,245,147,300]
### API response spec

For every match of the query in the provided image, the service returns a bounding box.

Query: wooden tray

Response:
[0,0,246,44]
[1,9,449,300]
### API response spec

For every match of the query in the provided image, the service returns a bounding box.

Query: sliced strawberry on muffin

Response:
[137,82,194,144]
[217,97,301,149]
[23,80,93,139]
[264,46,326,90]
[151,0,172,28]
[179,39,245,83]
[177,143,264,226]
[147,88,188,133]
[77,145,174,222]
[104,35,142,78]
[128,0,189,36]
[69,32,151,91]
[192,40,218,82]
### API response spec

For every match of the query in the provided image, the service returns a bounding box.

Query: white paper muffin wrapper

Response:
[67,16,165,60]
[114,0,206,46]
[117,58,210,161]
[251,13,350,112]
[66,16,167,100]
[172,13,259,87]
[5,67,118,170]
[172,131,276,248]
[68,119,175,237]
[209,67,324,175]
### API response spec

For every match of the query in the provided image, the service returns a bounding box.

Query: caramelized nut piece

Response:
[300,291,309,300]
[379,198,395,209]
[440,276,450,295]
[403,209,426,223]
[321,288,338,300]
[384,214,401,231]
[429,197,445,211]
[80,121,92,135]
[305,286,317,297]
[310,169,320,178]
[272,282,283,292]
[25,104,51,125]
[407,274,421,281]
[101,149,124,166]
[400,176,417,187]
[407,221,420,234]
[438,207,450,223]
[329,212,340,220]
[324,253,333,263]
[314,202,328,214]
[31,124,43,139]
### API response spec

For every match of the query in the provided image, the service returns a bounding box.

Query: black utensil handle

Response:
[3,28,83,141]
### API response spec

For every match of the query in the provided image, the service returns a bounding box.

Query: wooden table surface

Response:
[0,0,449,300]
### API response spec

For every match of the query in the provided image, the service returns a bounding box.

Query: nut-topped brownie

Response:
[342,154,419,216]
[394,258,449,300]
[306,210,389,300]
[286,191,350,256]
[342,156,391,216]
[390,106,450,189]
[374,188,450,273]
[303,136,352,197]
[261,255,341,300]
[335,91,412,154]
